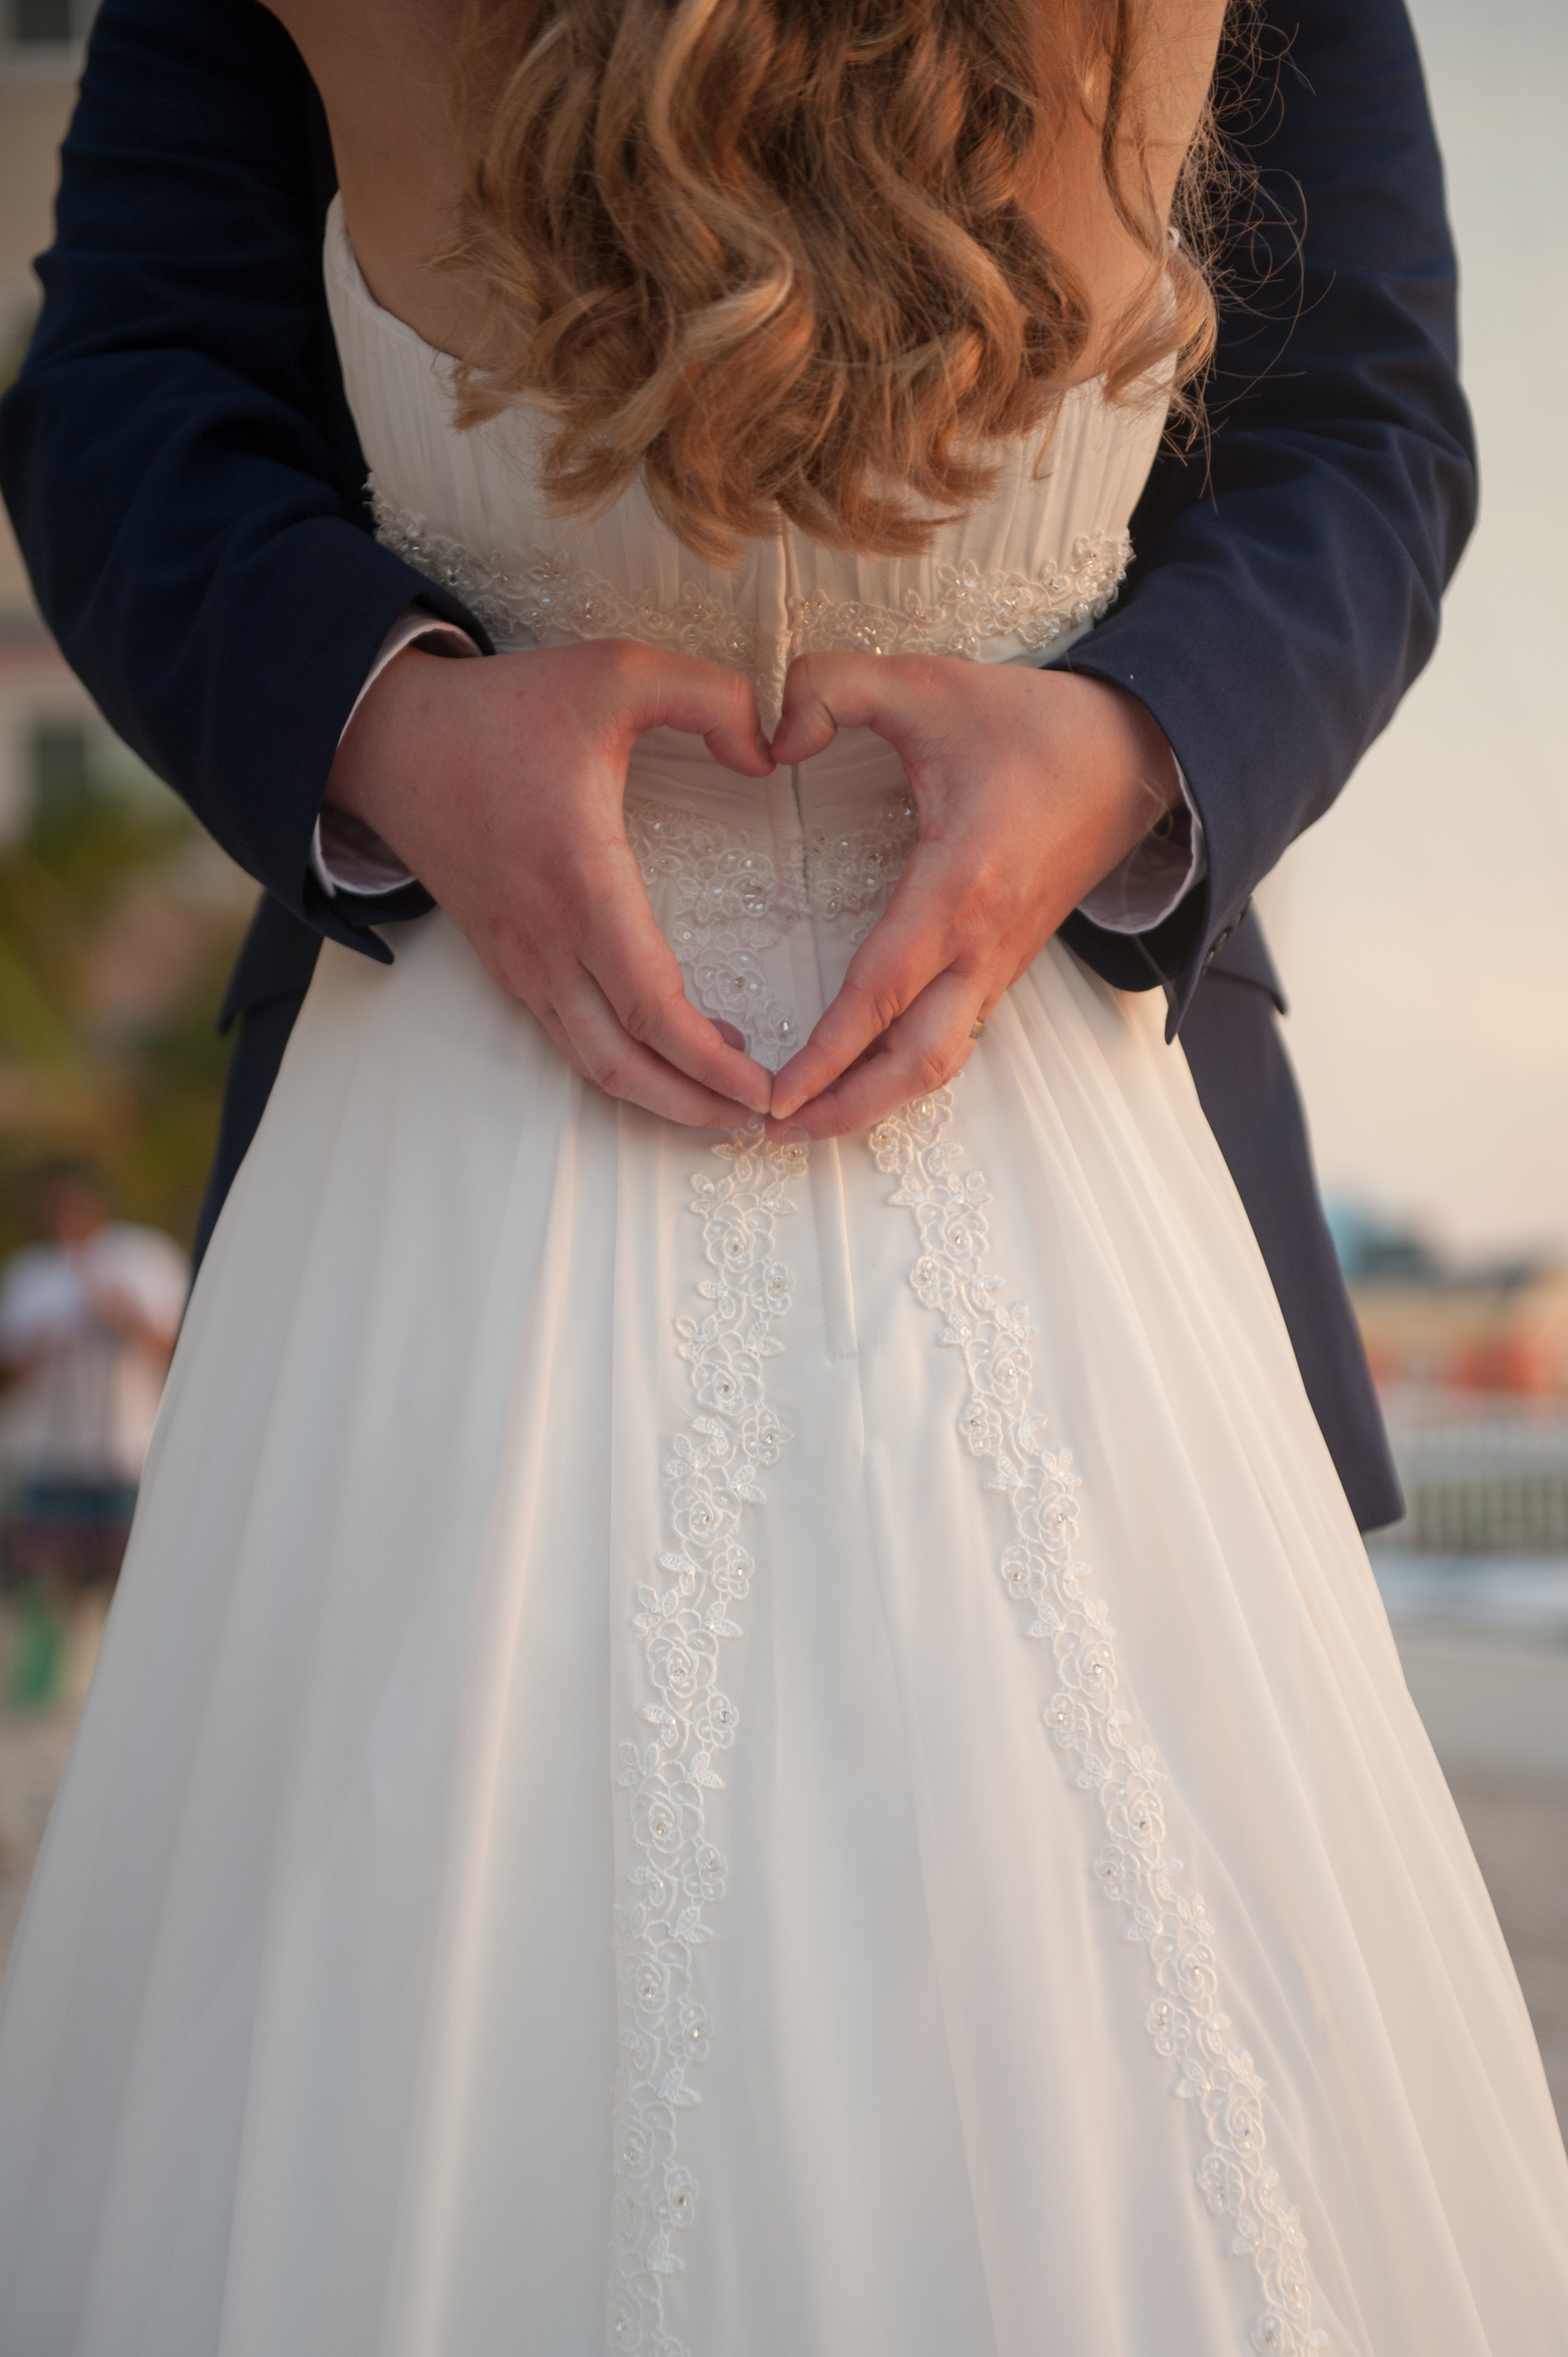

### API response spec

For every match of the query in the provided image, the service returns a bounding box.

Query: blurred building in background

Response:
[1332,1202,1568,1398]
[1328,1200,1568,1554]
[1357,1270,1568,1404]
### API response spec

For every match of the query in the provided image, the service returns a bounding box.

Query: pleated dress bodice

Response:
[323,194,1171,1065]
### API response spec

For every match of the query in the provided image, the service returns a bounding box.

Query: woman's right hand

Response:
[763,653,1181,1140]
[324,638,777,1128]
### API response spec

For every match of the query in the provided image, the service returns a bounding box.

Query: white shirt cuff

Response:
[1077,758,1207,934]
[311,610,480,900]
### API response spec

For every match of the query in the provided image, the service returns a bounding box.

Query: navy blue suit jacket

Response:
[0,0,1475,1530]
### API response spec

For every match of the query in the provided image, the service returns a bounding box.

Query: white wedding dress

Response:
[1,199,1565,2357]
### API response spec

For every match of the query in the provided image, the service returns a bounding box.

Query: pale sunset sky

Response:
[1254,0,1568,1265]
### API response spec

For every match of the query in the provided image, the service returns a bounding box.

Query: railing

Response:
[1377,1398,1568,1552]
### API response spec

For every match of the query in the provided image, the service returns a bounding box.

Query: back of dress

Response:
[2,174,1564,2357]
[324,195,1169,1063]
[326,197,1164,721]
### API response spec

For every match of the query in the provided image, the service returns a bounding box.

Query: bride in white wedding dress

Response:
[2,3,1566,2353]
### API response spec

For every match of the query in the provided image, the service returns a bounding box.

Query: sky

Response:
[1252,0,1568,1265]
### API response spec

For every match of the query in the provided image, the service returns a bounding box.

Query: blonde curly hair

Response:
[445,0,1225,566]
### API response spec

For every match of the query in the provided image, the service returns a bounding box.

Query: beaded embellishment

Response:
[624,803,806,1073]
[371,484,1128,723]
[607,1130,804,2356]
[869,1087,1324,2357]
[624,792,920,1069]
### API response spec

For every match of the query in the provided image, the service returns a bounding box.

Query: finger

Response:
[626,646,775,776]
[549,966,765,1130]
[767,847,963,1119]
[769,651,932,766]
[767,966,988,1142]
[766,653,846,766]
[581,860,775,1116]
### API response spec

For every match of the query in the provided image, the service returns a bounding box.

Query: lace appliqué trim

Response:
[608,1130,805,2357]
[868,1089,1324,2357]
[787,537,1130,667]
[624,802,805,1073]
[805,797,920,945]
[372,486,766,679]
[624,794,920,1069]
[370,483,1129,720]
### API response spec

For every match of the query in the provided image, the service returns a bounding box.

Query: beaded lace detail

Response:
[371,488,768,678]
[805,795,920,944]
[787,538,1130,666]
[625,792,920,1067]
[608,1130,805,2357]
[624,802,806,1072]
[869,1089,1324,2357]
[370,483,1129,721]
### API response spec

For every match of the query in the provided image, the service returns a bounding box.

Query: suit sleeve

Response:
[1058,0,1477,1029]
[0,0,489,963]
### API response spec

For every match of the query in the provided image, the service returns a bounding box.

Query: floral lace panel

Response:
[624,793,920,1067]
[868,1089,1324,2357]
[787,537,1130,666]
[624,802,805,1073]
[806,795,920,945]
[608,1130,806,2357]
[371,486,767,679]
[370,482,1129,720]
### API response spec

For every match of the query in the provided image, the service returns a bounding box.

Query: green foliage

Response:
[4,1587,68,1710]
[0,915,83,1075]
[25,768,188,912]
[0,728,250,1257]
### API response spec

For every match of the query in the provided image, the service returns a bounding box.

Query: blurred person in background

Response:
[0,1162,186,1700]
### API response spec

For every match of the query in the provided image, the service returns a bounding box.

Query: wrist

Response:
[1095,678,1182,824]
[324,641,444,850]
[1068,679,1205,935]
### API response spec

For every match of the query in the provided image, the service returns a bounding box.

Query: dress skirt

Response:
[1,875,1565,2356]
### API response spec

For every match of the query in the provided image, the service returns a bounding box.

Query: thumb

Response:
[630,648,775,776]
[768,653,859,765]
[769,651,936,767]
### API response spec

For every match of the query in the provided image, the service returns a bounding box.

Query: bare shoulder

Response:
[259,0,1230,371]
[1139,0,1232,189]
[261,0,480,354]
[1024,0,1230,373]
[260,1,460,139]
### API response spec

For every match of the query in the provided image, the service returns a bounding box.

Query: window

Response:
[12,0,73,41]
[6,0,94,46]
[28,721,94,823]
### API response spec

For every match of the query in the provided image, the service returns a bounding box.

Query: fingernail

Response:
[778,1124,809,1144]
[755,732,772,763]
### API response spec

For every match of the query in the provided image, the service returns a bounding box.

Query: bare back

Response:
[265,0,1227,384]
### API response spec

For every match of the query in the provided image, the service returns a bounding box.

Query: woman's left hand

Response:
[765,655,1184,1138]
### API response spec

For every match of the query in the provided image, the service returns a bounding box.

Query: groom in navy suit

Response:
[0,0,1475,1533]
